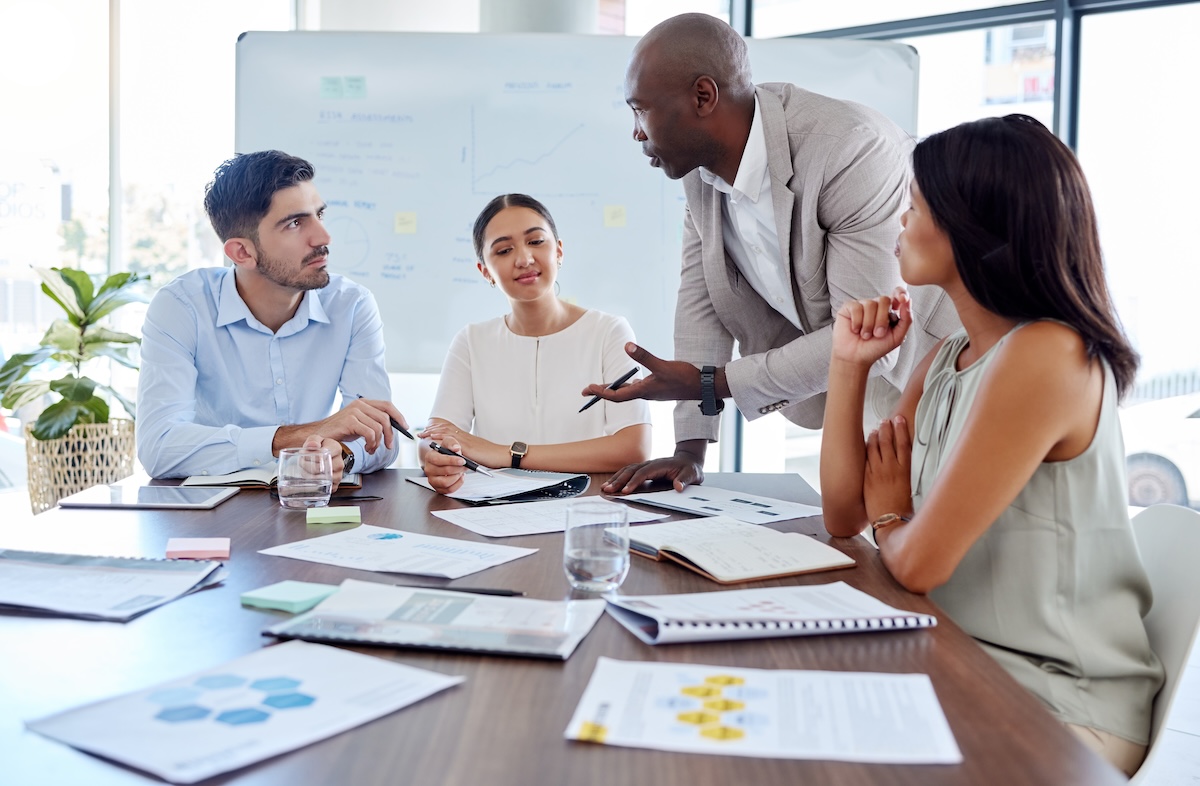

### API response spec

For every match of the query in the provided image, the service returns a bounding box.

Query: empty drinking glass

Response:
[276,446,333,509]
[563,499,630,593]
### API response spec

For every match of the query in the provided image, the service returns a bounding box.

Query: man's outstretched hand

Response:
[582,343,711,403]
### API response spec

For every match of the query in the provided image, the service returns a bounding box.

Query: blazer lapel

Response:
[757,87,811,334]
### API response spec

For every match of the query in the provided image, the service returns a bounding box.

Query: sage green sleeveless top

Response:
[913,325,1163,744]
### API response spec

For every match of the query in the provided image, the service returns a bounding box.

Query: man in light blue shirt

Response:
[136,150,408,481]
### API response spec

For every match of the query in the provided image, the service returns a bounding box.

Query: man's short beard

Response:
[255,245,331,291]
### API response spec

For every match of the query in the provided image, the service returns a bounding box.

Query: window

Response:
[623,0,730,35]
[752,0,1034,37]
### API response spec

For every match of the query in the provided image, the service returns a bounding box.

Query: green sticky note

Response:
[320,76,344,99]
[344,76,367,98]
[307,506,361,525]
[241,581,338,614]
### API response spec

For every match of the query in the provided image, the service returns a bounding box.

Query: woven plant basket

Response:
[25,419,136,514]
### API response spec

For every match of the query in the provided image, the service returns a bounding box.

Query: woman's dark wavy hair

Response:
[912,114,1138,397]
[471,193,560,260]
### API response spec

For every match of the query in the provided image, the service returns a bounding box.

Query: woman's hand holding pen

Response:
[418,421,503,494]
[831,287,912,368]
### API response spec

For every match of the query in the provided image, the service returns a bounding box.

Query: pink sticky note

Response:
[166,537,230,560]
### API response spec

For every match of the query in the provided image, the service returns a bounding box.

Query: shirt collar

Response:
[215,267,331,332]
[698,94,767,203]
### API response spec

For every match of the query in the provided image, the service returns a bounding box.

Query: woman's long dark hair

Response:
[913,114,1138,396]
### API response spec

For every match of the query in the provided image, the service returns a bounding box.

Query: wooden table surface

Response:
[0,470,1125,785]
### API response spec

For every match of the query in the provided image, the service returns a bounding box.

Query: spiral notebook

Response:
[606,581,936,645]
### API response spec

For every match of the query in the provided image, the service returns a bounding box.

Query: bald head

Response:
[624,13,756,182]
[631,13,753,103]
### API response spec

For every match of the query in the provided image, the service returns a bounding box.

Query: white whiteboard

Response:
[236,32,917,372]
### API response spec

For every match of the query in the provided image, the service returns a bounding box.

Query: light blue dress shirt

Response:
[136,267,398,478]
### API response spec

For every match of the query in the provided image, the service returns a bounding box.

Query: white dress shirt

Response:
[698,95,804,330]
[136,267,399,478]
[430,310,650,448]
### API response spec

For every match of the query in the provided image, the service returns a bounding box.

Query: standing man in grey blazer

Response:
[586,13,959,494]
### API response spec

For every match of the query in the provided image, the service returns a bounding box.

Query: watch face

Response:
[511,441,528,455]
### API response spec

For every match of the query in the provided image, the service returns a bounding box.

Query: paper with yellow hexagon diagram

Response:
[564,657,961,764]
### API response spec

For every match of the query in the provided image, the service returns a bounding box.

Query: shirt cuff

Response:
[239,426,280,471]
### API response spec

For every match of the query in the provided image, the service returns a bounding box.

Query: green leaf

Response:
[0,348,55,392]
[35,267,87,324]
[96,382,136,419]
[30,399,95,440]
[94,271,147,299]
[83,326,140,345]
[54,267,95,314]
[49,375,97,402]
[1,380,49,412]
[81,395,110,422]
[86,288,149,323]
[40,319,83,353]
[85,344,139,369]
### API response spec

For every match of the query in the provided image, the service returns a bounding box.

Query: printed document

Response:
[620,485,821,524]
[27,640,462,784]
[433,497,667,538]
[566,657,961,764]
[0,550,223,621]
[267,578,606,660]
[259,525,535,579]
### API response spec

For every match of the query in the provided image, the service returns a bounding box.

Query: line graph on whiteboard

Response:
[469,106,600,198]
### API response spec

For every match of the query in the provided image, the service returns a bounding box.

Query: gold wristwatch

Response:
[871,512,911,535]
[509,441,528,469]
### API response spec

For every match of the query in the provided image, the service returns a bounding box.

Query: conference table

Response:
[0,470,1125,785]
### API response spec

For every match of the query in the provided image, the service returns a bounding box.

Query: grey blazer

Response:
[674,83,959,439]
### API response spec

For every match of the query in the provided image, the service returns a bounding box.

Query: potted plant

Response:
[0,267,148,512]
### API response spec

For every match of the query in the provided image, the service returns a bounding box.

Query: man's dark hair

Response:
[913,114,1138,396]
[203,150,316,242]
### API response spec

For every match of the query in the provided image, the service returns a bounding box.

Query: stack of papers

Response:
[0,550,223,622]
[266,578,606,660]
[407,468,589,504]
[258,524,536,579]
[620,485,821,524]
[433,497,668,538]
[27,640,462,783]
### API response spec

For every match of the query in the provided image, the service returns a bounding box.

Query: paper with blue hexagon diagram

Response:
[259,524,536,578]
[565,657,961,765]
[25,640,463,784]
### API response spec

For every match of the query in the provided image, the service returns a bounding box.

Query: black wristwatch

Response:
[337,442,355,473]
[509,441,528,469]
[699,365,724,416]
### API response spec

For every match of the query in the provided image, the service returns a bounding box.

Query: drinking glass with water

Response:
[563,499,630,593]
[276,446,333,509]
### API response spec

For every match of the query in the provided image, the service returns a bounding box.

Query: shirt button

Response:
[201,470,209,476]
[253,460,261,466]
[276,378,283,385]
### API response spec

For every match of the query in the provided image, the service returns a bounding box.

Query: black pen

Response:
[355,394,414,439]
[429,441,497,477]
[580,368,639,412]
[396,584,525,597]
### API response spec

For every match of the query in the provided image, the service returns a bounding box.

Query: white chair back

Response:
[1129,504,1200,783]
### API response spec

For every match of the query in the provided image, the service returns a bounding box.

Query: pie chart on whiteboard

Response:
[325,216,371,276]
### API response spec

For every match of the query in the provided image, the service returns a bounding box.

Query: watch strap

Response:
[698,365,724,417]
[337,441,355,473]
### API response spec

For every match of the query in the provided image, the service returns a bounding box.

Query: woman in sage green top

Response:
[820,115,1163,777]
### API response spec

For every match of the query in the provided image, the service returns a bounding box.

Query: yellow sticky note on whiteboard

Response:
[603,205,627,228]
[394,212,417,234]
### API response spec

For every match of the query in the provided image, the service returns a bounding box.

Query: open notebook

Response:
[627,515,854,584]
[182,468,361,489]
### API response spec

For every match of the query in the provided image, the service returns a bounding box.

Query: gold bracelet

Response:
[871,512,912,535]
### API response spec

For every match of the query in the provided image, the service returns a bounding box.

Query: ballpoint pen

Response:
[396,584,525,597]
[580,367,639,412]
[428,441,497,477]
[355,394,414,439]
